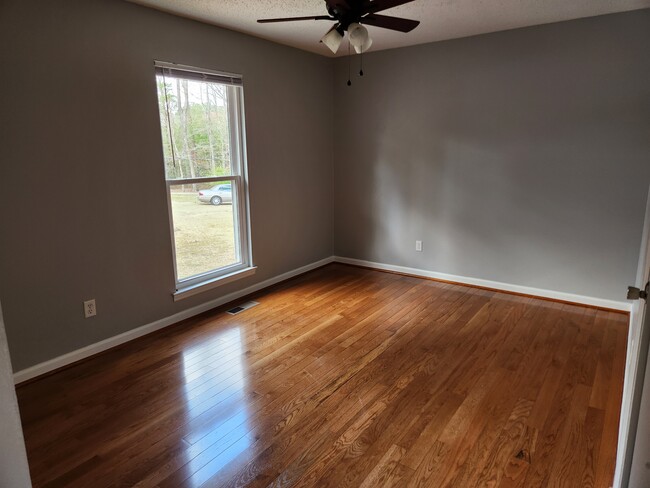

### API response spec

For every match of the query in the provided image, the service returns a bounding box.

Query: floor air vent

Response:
[227,301,259,315]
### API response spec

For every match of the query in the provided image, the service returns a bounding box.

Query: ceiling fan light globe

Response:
[354,36,373,54]
[321,27,343,53]
[348,23,369,49]
[348,22,361,35]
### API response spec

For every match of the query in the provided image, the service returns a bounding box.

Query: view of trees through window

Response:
[157,76,232,179]
[156,71,245,283]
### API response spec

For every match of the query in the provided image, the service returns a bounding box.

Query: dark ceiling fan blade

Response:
[361,13,420,32]
[364,0,417,15]
[257,15,335,23]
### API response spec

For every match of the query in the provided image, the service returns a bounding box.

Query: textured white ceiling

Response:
[127,0,650,57]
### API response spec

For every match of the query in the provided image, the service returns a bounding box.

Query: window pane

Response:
[157,76,233,179]
[169,182,240,281]
[155,64,250,290]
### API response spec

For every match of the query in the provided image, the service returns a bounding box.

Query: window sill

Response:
[173,266,257,302]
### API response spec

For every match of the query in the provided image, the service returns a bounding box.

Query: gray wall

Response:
[0,0,333,371]
[333,10,650,301]
[0,302,32,487]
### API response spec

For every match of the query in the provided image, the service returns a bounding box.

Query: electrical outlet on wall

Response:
[415,240,423,252]
[84,299,97,318]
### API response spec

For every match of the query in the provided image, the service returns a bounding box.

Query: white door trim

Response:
[0,300,32,486]
[614,184,650,488]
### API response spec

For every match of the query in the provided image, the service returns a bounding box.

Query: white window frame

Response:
[155,61,254,300]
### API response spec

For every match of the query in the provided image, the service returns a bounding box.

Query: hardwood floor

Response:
[17,264,628,487]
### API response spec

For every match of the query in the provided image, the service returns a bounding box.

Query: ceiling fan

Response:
[258,0,420,55]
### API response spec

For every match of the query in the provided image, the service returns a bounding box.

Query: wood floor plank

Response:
[177,282,430,486]
[357,444,408,488]
[468,397,535,487]
[16,264,629,488]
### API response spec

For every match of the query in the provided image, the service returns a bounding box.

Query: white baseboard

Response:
[333,256,631,313]
[14,254,630,384]
[13,256,335,384]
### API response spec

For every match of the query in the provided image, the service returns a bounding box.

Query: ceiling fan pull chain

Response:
[347,40,352,86]
[359,48,364,77]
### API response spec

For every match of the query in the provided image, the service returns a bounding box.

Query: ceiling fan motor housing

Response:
[326,0,366,31]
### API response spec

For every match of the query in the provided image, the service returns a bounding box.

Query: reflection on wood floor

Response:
[17,264,628,487]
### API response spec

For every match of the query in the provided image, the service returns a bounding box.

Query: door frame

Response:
[614,184,650,488]
[0,299,33,487]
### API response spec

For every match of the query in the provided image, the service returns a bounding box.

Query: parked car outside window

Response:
[198,184,232,205]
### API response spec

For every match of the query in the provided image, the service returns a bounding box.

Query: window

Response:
[155,62,253,299]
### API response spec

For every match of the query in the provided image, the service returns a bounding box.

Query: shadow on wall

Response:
[367,110,636,289]
[334,8,650,301]
[334,23,650,300]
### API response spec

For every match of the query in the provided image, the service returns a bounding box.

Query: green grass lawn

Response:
[170,192,237,280]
